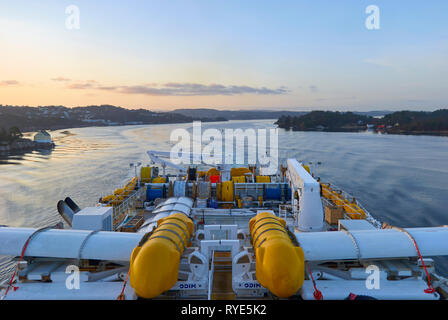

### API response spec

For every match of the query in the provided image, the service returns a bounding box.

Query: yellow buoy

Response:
[129,213,194,299]
[249,212,305,298]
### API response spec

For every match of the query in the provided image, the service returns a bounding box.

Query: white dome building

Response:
[33,130,52,143]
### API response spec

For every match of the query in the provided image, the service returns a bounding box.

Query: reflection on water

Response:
[0,121,447,282]
[0,148,54,165]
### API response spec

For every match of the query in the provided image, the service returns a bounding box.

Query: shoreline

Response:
[278,126,448,137]
[17,118,229,135]
[0,138,55,154]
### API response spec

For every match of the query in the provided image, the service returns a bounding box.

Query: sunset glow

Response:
[1,0,447,111]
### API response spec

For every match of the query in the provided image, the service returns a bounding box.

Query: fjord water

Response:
[0,120,447,282]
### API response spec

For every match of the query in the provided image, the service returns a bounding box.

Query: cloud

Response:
[68,82,289,96]
[67,82,95,89]
[0,80,20,87]
[51,77,71,82]
[309,85,318,93]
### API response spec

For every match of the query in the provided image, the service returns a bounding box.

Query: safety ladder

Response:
[209,251,235,300]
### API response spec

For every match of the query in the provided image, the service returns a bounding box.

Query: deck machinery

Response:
[1,151,448,300]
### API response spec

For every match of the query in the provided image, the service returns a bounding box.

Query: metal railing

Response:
[320,183,382,228]
[112,186,145,229]
[207,250,215,300]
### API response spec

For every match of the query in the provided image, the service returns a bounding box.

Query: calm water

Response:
[1,120,447,281]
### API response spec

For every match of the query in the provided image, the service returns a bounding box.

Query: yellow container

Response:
[152,177,167,183]
[232,176,246,183]
[140,167,152,183]
[302,164,311,174]
[216,183,222,201]
[129,213,194,299]
[255,176,271,183]
[249,212,305,298]
[230,167,250,178]
[221,181,234,202]
[206,168,220,177]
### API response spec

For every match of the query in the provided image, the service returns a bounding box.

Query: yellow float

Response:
[129,213,194,299]
[249,212,305,298]
[321,184,366,219]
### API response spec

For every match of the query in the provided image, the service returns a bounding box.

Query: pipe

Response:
[1,226,446,264]
[295,226,448,261]
[249,212,305,298]
[57,200,74,227]
[0,227,142,261]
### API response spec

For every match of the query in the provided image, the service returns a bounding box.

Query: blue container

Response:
[208,199,218,208]
[146,187,163,201]
[265,186,282,200]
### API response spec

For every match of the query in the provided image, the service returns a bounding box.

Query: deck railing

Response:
[112,186,145,229]
[321,184,382,228]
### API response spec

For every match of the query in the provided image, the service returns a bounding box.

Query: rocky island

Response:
[276,110,448,136]
[0,127,54,154]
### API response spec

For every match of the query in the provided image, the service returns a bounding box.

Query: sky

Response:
[0,0,447,111]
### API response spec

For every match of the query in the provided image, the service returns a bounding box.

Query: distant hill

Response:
[0,105,224,133]
[276,111,371,132]
[171,108,393,120]
[0,104,399,134]
[170,108,308,120]
[381,110,448,134]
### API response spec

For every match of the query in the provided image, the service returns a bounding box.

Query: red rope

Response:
[117,268,131,300]
[305,261,323,300]
[408,236,436,294]
[385,225,436,294]
[4,237,32,297]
